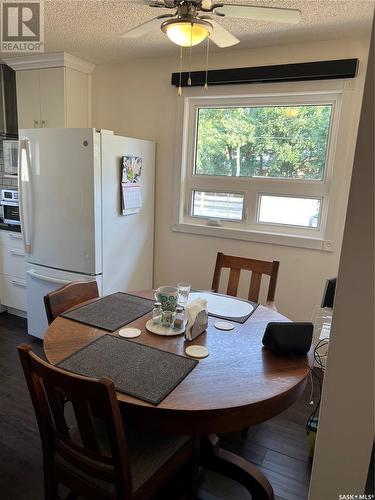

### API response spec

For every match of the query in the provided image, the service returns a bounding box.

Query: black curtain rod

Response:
[171,58,358,88]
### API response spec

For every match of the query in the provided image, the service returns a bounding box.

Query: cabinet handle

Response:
[9,279,26,288]
[10,249,25,257]
[34,120,39,127]
[41,120,46,127]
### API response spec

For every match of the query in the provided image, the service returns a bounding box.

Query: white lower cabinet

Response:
[0,231,27,312]
[0,246,26,277]
[0,274,27,311]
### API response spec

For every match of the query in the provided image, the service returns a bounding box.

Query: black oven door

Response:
[3,203,20,225]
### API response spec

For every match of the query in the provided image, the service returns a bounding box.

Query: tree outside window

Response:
[195,105,332,180]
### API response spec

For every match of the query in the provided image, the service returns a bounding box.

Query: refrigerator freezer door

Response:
[26,263,103,339]
[101,135,155,295]
[18,128,102,275]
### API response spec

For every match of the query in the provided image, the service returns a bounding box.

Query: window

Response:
[195,105,331,181]
[191,190,245,221]
[257,194,321,228]
[174,89,343,249]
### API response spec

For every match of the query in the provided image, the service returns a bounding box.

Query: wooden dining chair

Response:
[211,252,280,309]
[44,281,99,324]
[18,344,198,500]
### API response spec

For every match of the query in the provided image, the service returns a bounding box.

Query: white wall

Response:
[92,36,369,321]
[309,25,373,498]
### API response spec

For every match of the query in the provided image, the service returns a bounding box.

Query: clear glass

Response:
[258,195,321,228]
[195,104,332,180]
[191,191,244,221]
[177,283,191,306]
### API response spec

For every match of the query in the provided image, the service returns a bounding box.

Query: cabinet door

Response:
[0,274,27,311]
[16,70,41,129]
[65,67,90,127]
[39,67,66,128]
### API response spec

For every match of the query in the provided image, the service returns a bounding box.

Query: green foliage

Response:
[195,105,332,179]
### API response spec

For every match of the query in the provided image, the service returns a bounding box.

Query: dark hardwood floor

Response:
[0,312,317,500]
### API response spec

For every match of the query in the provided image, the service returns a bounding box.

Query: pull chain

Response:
[178,45,183,96]
[188,22,193,86]
[204,35,210,90]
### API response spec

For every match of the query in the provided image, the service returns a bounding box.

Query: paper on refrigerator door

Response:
[121,155,143,215]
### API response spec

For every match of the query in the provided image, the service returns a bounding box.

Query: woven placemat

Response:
[61,292,154,332]
[57,335,198,405]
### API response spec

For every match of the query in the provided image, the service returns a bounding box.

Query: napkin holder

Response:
[189,310,208,341]
[185,299,208,341]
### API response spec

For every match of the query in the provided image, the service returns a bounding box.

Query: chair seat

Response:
[128,431,191,492]
[55,425,191,496]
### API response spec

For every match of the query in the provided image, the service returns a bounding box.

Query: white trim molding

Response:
[2,52,95,74]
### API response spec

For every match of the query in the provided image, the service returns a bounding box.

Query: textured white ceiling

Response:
[3,0,375,64]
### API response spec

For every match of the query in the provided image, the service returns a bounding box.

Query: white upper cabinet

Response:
[38,67,66,128]
[15,69,40,129]
[4,52,95,129]
[65,67,91,128]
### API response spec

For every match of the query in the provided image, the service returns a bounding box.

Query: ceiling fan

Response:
[121,0,302,48]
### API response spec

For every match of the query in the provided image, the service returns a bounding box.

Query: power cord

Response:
[305,338,329,431]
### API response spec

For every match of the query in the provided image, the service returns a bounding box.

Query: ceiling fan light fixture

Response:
[161,18,212,47]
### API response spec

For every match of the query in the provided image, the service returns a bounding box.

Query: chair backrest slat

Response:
[211,252,280,304]
[248,272,262,303]
[71,399,100,453]
[44,281,99,324]
[18,344,132,500]
[267,261,280,303]
[227,268,241,296]
[42,381,70,438]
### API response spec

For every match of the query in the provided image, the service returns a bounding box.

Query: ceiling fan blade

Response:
[207,18,240,47]
[121,14,172,38]
[131,0,174,7]
[213,5,302,24]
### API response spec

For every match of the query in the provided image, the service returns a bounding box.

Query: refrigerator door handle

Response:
[26,269,73,285]
[18,138,33,254]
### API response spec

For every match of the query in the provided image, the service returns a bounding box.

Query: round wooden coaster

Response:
[118,328,141,338]
[185,345,209,359]
[214,321,235,331]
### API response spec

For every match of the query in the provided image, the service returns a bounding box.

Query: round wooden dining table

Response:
[44,291,310,500]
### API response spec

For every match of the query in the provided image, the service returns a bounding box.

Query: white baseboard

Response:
[3,307,27,319]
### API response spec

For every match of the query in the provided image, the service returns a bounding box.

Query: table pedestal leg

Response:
[200,435,274,500]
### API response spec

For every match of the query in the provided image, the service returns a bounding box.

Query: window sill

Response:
[172,222,335,252]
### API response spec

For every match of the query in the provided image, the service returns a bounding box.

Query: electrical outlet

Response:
[322,240,334,251]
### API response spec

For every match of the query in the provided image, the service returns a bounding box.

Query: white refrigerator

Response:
[18,128,155,339]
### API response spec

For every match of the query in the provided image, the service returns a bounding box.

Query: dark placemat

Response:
[57,335,198,405]
[61,292,154,332]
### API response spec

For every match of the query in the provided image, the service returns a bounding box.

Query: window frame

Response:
[173,83,346,251]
